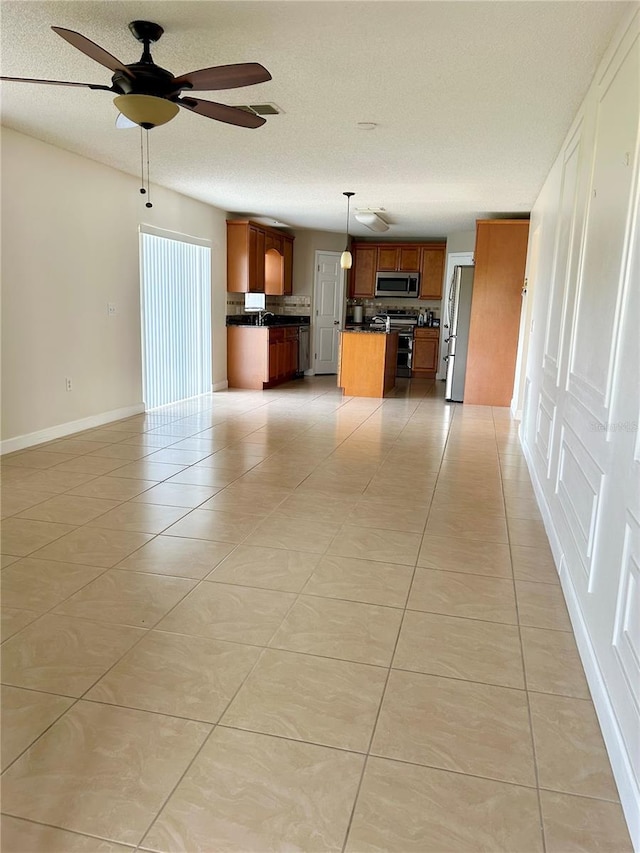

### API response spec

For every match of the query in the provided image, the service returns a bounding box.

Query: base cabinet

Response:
[338,331,398,397]
[228,326,300,389]
[412,328,439,375]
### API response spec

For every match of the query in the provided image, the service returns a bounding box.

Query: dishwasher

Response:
[297,324,310,376]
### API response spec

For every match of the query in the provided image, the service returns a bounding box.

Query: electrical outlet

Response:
[108,303,117,317]
[65,377,72,392]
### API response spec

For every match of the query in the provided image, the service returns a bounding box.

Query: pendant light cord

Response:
[145,130,152,208]
[139,127,146,196]
[343,191,354,249]
[138,127,153,208]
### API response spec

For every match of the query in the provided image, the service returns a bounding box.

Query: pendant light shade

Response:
[340,191,355,270]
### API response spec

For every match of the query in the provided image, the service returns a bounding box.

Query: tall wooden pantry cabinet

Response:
[464,220,530,407]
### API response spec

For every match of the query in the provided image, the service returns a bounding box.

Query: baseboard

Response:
[212,380,229,392]
[0,403,145,455]
[520,437,640,852]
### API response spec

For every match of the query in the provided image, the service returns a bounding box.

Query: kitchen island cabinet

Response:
[228,325,299,389]
[412,327,440,375]
[338,330,398,397]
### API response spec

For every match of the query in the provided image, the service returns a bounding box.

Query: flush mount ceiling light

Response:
[113,94,179,128]
[354,210,389,232]
[340,191,355,270]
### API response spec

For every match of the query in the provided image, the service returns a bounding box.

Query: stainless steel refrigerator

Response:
[444,265,474,402]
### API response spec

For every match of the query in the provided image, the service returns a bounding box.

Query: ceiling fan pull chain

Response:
[145,129,152,208]
[139,127,146,197]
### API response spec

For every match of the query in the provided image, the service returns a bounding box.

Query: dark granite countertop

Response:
[227,314,310,328]
[341,328,399,334]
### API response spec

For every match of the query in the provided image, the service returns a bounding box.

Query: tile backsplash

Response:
[226,294,311,315]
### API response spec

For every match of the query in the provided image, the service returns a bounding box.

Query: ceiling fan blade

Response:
[178,97,266,128]
[52,26,134,79]
[115,112,137,129]
[174,63,271,92]
[0,75,113,91]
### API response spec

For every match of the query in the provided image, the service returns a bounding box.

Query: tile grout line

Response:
[493,405,548,853]
[340,398,451,853]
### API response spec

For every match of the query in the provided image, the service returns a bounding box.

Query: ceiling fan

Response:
[0,20,272,130]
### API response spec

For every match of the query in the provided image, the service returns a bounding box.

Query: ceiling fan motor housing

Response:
[111,63,181,99]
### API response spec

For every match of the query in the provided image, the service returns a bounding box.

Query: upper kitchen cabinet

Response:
[349,241,446,299]
[226,220,294,294]
[282,238,293,295]
[377,245,421,272]
[350,244,377,298]
[464,219,529,406]
[419,245,446,299]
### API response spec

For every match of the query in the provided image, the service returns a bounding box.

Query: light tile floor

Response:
[0,376,633,852]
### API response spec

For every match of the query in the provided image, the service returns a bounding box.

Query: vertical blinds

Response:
[140,231,212,410]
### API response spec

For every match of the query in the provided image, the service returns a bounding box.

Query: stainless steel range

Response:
[369,311,419,377]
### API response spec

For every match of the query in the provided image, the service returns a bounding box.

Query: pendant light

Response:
[340,191,355,270]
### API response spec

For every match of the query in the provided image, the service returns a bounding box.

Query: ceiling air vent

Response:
[233,103,281,116]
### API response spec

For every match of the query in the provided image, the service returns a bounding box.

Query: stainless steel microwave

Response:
[375,271,420,298]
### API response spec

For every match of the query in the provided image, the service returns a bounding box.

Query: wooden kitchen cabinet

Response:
[419,246,445,299]
[228,325,299,389]
[349,241,445,298]
[412,328,439,375]
[227,220,294,294]
[350,244,377,298]
[377,245,421,272]
[339,330,399,397]
[282,238,293,295]
[464,219,529,406]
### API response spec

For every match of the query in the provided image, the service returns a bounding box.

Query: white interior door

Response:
[313,251,344,374]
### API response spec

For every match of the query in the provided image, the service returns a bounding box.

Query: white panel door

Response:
[313,252,344,374]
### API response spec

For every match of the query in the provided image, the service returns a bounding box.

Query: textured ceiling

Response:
[0,0,630,239]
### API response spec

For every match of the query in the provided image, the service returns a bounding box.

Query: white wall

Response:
[291,228,345,295]
[520,8,639,848]
[445,229,475,255]
[1,128,228,449]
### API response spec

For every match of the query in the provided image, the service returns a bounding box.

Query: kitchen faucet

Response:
[258,310,274,326]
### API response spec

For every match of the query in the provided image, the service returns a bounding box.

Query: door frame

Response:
[311,250,345,375]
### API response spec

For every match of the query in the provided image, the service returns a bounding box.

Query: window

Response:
[140,227,212,409]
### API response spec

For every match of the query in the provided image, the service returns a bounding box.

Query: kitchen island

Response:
[338,329,398,397]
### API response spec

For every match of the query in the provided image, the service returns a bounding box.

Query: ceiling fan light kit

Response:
[114,94,179,128]
[340,192,355,270]
[354,210,389,232]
